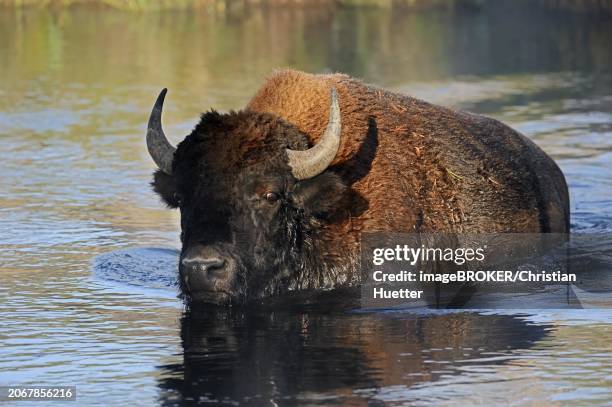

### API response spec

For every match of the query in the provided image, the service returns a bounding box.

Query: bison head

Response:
[147,89,347,305]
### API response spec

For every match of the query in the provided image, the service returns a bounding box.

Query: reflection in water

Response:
[158,307,548,405]
[0,1,611,405]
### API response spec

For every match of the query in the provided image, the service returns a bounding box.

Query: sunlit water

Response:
[1,3,611,406]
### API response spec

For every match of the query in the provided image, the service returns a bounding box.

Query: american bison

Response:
[147,69,569,304]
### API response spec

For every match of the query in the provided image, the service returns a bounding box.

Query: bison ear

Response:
[151,169,180,208]
[291,171,347,218]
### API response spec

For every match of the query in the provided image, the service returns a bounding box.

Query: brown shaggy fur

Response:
[247,69,570,265]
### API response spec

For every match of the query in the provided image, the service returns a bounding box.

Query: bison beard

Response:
[147,69,570,305]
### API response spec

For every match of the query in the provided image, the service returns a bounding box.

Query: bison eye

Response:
[263,191,280,203]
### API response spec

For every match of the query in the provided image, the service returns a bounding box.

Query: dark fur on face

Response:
[152,110,347,304]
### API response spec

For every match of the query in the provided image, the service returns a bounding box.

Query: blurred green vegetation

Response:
[1,0,611,13]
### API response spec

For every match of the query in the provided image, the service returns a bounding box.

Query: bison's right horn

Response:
[286,88,341,180]
[146,88,176,175]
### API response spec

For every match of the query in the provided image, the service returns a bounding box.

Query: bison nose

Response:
[181,257,226,276]
[180,246,236,301]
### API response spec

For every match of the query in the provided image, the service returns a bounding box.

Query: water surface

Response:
[1,3,611,405]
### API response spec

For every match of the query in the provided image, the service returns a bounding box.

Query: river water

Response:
[1,2,611,406]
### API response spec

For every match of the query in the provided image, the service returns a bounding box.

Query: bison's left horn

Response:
[286,88,341,180]
[146,88,176,175]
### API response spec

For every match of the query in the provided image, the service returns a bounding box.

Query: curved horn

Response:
[286,88,341,180]
[146,88,176,175]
